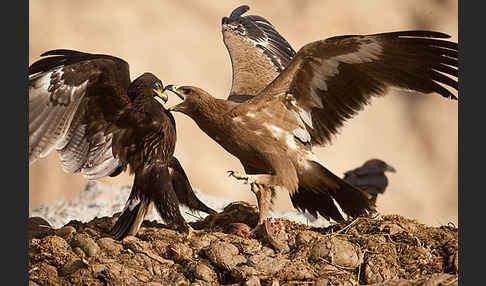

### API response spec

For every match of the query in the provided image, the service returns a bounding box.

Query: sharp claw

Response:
[186,226,205,239]
[251,183,260,194]
[227,170,234,177]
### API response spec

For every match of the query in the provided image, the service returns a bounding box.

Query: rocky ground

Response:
[29,183,458,286]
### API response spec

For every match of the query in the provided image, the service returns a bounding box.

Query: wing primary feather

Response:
[229,5,250,19]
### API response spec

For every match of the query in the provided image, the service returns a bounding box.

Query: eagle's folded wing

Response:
[251,30,458,146]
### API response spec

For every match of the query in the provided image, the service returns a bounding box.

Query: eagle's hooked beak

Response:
[386,164,396,173]
[164,85,184,100]
[164,85,184,112]
[153,87,168,103]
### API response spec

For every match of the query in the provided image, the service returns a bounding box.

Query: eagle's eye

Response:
[180,87,191,95]
[154,82,162,89]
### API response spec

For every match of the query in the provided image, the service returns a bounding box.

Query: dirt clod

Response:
[55,225,76,237]
[205,241,245,271]
[96,237,123,256]
[309,237,363,269]
[71,233,100,257]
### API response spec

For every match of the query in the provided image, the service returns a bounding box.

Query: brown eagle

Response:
[164,5,458,228]
[343,159,396,206]
[29,49,216,240]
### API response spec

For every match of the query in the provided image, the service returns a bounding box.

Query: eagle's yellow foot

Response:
[250,183,261,195]
[227,170,256,185]
[186,226,205,239]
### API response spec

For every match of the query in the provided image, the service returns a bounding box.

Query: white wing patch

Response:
[263,123,285,139]
[293,38,383,134]
[290,101,313,129]
[285,134,298,151]
[309,38,382,98]
[246,112,256,118]
[337,39,382,64]
[293,127,311,144]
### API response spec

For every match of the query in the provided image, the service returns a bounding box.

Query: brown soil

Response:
[29,202,458,286]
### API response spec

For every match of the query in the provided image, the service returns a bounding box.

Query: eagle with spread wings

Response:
[165,5,458,228]
[29,50,216,239]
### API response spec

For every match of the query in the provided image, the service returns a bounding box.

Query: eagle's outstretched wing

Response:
[244,31,458,146]
[222,5,296,102]
[29,49,131,179]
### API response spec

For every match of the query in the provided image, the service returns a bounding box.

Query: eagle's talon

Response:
[228,171,256,185]
[186,226,205,239]
[250,183,260,194]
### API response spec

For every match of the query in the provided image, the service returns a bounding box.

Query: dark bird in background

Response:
[164,5,458,229]
[343,159,396,206]
[29,49,216,240]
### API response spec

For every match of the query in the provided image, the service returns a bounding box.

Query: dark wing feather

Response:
[222,5,296,102]
[168,157,217,215]
[107,94,177,174]
[246,30,458,146]
[29,49,130,179]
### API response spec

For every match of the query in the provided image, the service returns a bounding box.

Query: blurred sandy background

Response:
[29,0,458,226]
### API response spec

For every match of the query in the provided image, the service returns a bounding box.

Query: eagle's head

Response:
[362,159,396,173]
[164,85,213,115]
[129,72,168,103]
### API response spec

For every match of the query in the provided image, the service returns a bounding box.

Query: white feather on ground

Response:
[30,181,331,229]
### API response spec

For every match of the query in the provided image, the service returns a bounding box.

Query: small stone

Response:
[122,235,146,252]
[309,237,362,269]
[73,247,86,258]
[71,233,100,257]
[189,235,213,256]
[122,235,174,265]
[247,253,284,276]
[169,243,193,262]
[205,241,243,270]
[261,246,275,256]
[97,237,123,256]
[279,260,315,281]
[84,227,98,237]
[315,278,329,286]
[55,226,76,237]
[378,222,405,235]
[231,265,258,281]
[58,258,85,276]
[296,231,317,245]
[238,238,262,255]
[269,279,280,286]
[363,254,399,284]
[243,276,261,286]
[91,263,107,277]
[193,262,217,282]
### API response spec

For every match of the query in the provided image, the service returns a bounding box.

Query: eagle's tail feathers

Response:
[169,157,217,215]
[291,160,374,223]
[110,197,153,240]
